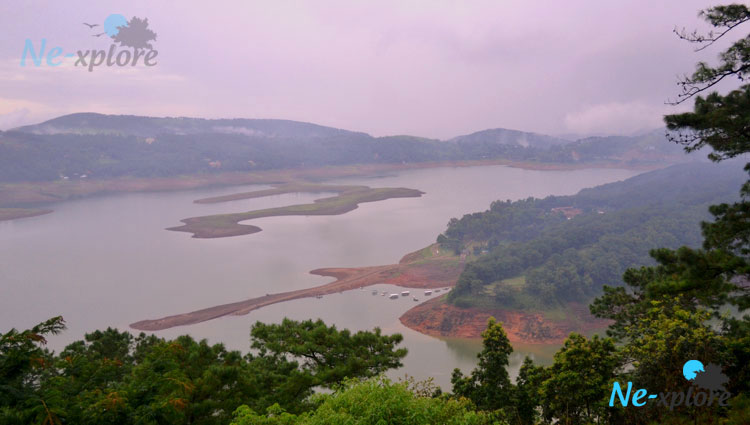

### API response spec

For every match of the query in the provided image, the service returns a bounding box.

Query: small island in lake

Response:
[167,182,425,238]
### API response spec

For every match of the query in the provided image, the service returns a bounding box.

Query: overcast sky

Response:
[0,0,734,138]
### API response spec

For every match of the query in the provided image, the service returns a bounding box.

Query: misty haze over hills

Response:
[13,113,368,140]
[0,113,689,182]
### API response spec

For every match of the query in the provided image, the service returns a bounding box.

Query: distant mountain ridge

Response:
[13,113,626,147]
[13,113,367,140]
[0,113,689,183]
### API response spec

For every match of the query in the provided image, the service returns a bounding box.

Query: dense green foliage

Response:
[451,305,749,424]
[443,162,744,309]
[0,114,682,183]
[248,319,407,389]
[230,377,495,425]
[536,334,619,424]
[451,318,514,414]
[0,318,406,424]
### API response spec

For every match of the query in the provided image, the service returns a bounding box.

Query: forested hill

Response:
[441,161,746,310]
[448,128,569,149]
[0,113,686,182]
[14,113,367,140]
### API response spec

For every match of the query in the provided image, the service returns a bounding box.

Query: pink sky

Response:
[0,0,730,138]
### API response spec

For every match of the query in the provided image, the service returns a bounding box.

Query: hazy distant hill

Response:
[0,113,689,182]
[13,113,366,140]
[449,128,569,149]
[558,129,684,162]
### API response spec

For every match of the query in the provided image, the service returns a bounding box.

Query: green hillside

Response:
[442,162,745,310]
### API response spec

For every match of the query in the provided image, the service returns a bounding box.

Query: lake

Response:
[0,164,639,388]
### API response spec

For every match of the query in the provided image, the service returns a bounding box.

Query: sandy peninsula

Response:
[130,244,462,331]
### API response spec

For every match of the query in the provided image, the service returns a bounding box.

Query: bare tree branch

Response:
[674,13,750,51]
[668,63,750,105]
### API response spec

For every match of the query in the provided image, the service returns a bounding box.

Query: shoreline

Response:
[0,208,53,222]
[131,244,463,331]
[398,296,610,344]
[131,241,608,344]
[0,159,662,220]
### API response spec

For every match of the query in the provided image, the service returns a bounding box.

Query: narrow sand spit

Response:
[130,246,462,331]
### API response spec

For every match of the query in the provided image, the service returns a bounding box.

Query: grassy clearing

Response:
[418,246,434,259]
[471,275,575,313]
[483,276,526,296]
[502,275,526,289]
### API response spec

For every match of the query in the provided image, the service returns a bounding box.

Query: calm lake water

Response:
[0,165,639,388]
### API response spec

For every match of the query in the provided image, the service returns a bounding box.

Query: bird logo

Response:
[82,14,157,49]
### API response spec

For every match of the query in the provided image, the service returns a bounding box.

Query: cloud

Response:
[563,101,671,135]
[212,126,266,137]
[0,108,32,130]
[0,0,719,137]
